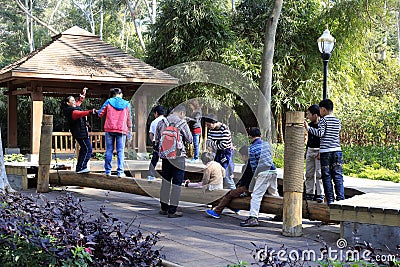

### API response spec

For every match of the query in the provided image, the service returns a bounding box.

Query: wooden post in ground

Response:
[282,111,304,236]
[37,115,53,193]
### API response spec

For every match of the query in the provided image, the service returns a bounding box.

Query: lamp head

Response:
[318,25,335,54]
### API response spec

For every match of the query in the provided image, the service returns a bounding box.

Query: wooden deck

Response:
[330,193,400,227]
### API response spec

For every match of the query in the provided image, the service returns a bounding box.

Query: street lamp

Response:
[317,25,335,99]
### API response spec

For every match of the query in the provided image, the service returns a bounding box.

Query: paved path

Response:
[19,160,400,266]
[23,187,339,267]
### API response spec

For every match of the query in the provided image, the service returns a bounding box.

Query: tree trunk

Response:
[257,0,283,141]
[0,129,15,193]
[396,10,400,62]
[47,0,63,25]
[125,0,146,51]
[99,4,103,40]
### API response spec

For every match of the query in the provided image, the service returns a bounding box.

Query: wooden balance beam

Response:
[49,170,331,222]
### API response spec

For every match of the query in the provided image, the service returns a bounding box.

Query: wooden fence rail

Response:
[52,132,137,154]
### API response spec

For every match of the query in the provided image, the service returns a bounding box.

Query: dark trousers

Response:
[160,157,185,214]
[75,137,92,172]
[320,151,344,204]
[214,186,249,214]
[148,143,159,177]
[215,149,236,189]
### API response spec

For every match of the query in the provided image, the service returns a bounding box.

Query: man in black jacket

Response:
[205,145,253,219]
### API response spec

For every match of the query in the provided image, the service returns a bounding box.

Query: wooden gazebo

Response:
[0,26,177,156]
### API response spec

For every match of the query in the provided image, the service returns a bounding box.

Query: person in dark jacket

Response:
[186,99,202,162]
[205,145,252,219]
[60,87,97,173]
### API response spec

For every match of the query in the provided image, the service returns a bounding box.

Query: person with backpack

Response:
[60,87,97,174]
[154,104,193,218]
[147,105,166,181]
[98,88,132,178]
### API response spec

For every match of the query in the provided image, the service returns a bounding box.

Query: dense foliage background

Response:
[1,0,400,180]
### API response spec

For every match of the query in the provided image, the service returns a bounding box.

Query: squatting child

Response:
[185,152,225,192]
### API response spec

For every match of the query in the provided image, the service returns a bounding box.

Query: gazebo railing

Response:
[52,132,136,154]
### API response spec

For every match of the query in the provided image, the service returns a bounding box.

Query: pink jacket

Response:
[98,97,132,134]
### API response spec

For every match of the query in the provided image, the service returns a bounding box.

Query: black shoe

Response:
[316,195,325,203]
[159,210,168,215]
[240,217,259,227]
[271,215,283,222]
[305,194,314,201]
[168,211,183,218]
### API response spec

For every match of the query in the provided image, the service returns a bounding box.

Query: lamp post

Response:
[317,25,335,99]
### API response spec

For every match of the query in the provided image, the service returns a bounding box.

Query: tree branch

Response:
[14,0,58,34]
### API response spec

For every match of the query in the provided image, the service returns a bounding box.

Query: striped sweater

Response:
[206,123,232,151]
[249,138,275,176]
[308,114,341,153]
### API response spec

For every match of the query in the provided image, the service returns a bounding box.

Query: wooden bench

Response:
[5,162,38,190]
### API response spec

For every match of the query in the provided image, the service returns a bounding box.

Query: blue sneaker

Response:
[205,209,220,219]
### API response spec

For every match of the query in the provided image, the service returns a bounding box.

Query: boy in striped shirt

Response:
[304,99,344,204]
[205,114,236,190]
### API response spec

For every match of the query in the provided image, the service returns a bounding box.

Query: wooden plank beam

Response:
[48,171,332,222]
[330,209,400,227]
[11,87,33,95]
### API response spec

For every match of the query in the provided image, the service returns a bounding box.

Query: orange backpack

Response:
[159,119,185,159]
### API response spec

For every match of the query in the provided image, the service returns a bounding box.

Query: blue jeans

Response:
[160,157,185,214]
[148,142,159,177]
[215,149,236,190]
[105,132,126,176]
[320,151,344,204]
[75,137,92,172]
[192,133,200,160]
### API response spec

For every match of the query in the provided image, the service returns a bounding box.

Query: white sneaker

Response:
[76,168,90,174]
[147,176,156,181]
[118,173,126,178]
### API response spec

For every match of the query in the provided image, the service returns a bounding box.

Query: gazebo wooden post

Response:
[30,84,44,158]
[7,83,18,148]
[135,90,147,153]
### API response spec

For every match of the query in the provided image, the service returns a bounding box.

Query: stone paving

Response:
[22,186,340,267]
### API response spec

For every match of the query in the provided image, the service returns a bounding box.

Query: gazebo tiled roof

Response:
[0,26,177,94]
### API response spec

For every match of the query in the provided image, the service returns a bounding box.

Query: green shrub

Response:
[0,192,163,266]
[342,145,400,183]
[93,153,105,161]
[3,154,26,162]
